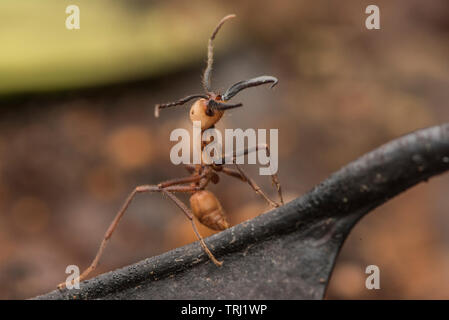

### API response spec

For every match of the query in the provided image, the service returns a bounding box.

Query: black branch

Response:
[35,123,449,300]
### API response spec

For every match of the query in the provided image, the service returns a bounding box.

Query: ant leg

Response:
[58,185,151,289]
[158,172,206,188]
[257,160,284,206]
[221,144,284,205]
[162,190,222,267]
[228,164,280,208]
[184,164,197,174]
[57,180,206,289]
[220,167,246,181]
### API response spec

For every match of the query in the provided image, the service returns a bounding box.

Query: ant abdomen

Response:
[190,190,229,231]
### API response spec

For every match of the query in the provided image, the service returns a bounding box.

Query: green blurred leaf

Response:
[0,0,228,95]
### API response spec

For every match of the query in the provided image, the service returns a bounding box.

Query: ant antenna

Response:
[202,14,236,93]
[154,94,208,118]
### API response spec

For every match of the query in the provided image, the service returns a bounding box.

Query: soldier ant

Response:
[58,14,283,289]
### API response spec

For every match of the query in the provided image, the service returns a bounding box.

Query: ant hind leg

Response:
[57,174,217,289]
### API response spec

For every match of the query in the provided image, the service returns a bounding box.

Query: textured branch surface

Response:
[35,124,449,300]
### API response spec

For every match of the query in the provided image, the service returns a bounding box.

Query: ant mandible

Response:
[58,14,283,289]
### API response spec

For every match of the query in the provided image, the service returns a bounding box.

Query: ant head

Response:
[189,93,243,130]
[189,97,224,130]
[154,14,278,127]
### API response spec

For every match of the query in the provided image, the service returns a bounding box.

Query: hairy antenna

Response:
[154,94,208,118]
[202,14,236,93]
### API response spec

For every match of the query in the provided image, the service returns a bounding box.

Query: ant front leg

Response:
[220,144,284,206]
[221,166,280,208]
[57,175,217,290]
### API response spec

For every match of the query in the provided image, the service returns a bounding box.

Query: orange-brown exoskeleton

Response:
[190,190,229,231]
[58,14,283,290]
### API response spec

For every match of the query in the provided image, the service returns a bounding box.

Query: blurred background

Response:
[0,0,448,299]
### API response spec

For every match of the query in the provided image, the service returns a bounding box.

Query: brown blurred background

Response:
[0,0,448,299]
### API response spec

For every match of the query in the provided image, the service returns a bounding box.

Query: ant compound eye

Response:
[205,107,214,117]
